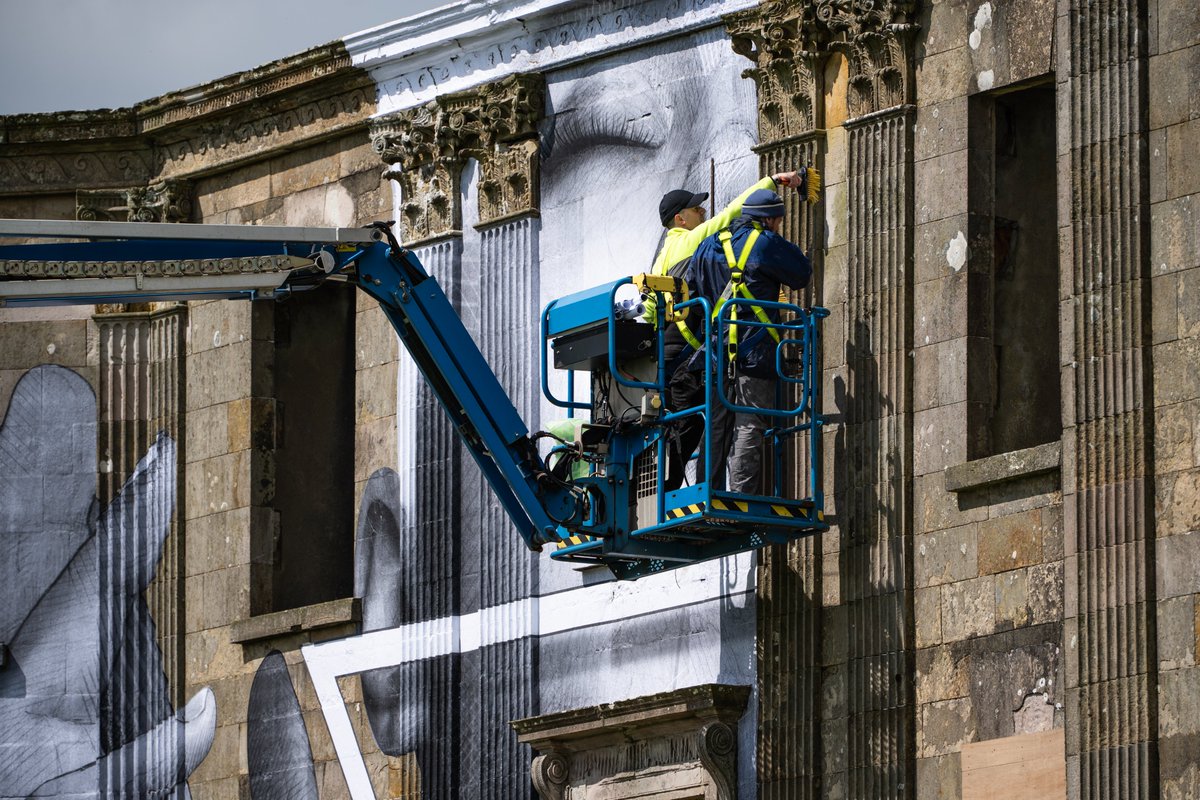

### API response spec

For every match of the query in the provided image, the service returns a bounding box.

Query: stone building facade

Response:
[1,0,1198,799]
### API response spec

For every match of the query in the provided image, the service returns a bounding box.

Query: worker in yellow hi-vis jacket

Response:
[650,171,804,491]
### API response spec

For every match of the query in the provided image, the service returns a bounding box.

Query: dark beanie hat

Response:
[743,188,785,219]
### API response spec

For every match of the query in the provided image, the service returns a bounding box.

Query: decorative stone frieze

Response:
[372,73,545,241]
[77,179,193,223]
[512,684,750,800]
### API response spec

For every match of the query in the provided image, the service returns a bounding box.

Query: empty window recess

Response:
[968,83,1061,459]
[269,282,356,612]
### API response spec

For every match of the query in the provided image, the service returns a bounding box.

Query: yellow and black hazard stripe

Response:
[556,533,598,550]
[666,502,706,520]
[710,498,749,513]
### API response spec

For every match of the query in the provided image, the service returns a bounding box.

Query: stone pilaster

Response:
[1062,0,1158,797]
[93,304,187,781]
[841,103,916,799]
[373,74,545,797]
[728,2,918,796]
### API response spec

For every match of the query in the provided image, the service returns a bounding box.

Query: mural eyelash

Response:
[551,104,665,159]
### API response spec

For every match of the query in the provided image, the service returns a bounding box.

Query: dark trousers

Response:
[665,362,734,491]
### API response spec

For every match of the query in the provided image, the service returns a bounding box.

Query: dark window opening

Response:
[968,83,1061,459]
[269,282,356,611]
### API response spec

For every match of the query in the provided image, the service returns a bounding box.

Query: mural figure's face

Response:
[539,29,757,286]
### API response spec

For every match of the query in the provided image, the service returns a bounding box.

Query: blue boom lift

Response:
[0,218,827,580]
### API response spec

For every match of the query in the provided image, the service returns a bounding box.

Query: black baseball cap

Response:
[659,189,709,227]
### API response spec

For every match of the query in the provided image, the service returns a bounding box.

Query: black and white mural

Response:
[0,365,216,799]
[306,9,765,799]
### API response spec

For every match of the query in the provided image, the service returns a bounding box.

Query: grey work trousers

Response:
[728,373,777,495]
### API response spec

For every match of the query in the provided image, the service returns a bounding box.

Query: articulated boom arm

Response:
[0,219,578,552]
[2,218,830,581]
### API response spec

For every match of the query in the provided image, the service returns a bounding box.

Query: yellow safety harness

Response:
[714,224,778,362]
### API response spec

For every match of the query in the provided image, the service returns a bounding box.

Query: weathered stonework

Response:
[77,179,193,223]
[513,684,750,800]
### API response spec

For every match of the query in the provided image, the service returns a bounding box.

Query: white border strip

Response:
[302,555,755,800]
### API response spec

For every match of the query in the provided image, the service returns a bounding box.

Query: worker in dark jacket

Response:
[686,188,812,494]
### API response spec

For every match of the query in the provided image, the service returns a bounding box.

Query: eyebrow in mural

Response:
[0,366,216,797]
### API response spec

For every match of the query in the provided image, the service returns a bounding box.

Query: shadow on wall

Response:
[0,365,216,798]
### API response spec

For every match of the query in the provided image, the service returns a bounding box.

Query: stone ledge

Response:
[512,683,751,749]
[230,597,360,645]
[945,441,1061,494]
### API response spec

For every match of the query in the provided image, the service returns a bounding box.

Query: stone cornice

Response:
[0,42,375,195]
[346,0,758,116]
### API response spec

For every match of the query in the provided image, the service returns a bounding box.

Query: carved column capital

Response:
[77,178,192,223]
[698,722,737,800]
[530,752,568,800]
[725,4,819,144]
[372,102,464,243]
[373,73,545,239]
[726,0,920,132]
[822,0,920,118]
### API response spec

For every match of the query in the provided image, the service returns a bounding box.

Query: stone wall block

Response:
[915,149,971,226]
[916,47,974,107]
[1152,273,1181,344]
[919,697,976,758]
[1150,126,1169,205]
[1152,194,1199,275]
[916,471,988,534]
[915,97,969,163]
[1148,46,1200,130]
[1157,530,1200,599]
[915,271,970,348]
[1166,120,1200,200]
[915,752,963,800]
[194,162,271,218]
[914,337,969,412]
[1175,264,1200,340]
[914,403,969,476]
[996,562,1064,630]
[186,341,252,410]
[916,524,980,588]
[1155,467,1200,537]
[1158,595,1198,670]
[914,214,970,285]
[1156,400,1200,474]
[917,643,971,705]
[917,585,944,649]
[977,508,1047,575]
[185,403,231,464]
[942,575,996,641]
[1159,666,1200,737]
[0,319,90,371]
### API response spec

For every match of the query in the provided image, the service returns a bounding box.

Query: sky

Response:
[0,0,449,115]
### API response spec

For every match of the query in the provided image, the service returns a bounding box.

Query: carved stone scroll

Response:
[77,179,193,223]
[698,722,738,800]
[530,753,568,800]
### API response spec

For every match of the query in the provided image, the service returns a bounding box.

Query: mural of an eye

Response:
[547,72,669,160]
